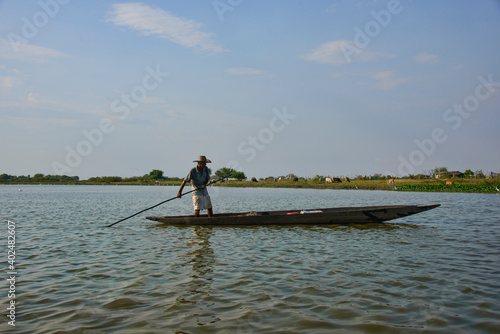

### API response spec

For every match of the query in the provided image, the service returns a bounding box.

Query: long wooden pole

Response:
[106,178,225,227]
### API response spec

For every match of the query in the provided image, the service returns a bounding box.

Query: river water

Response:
[2,185,500,333]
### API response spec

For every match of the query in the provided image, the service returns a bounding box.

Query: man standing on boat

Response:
[177,155,213,218]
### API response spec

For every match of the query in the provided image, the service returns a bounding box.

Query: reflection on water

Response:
[176,227,220,327]
[2,185,500,333]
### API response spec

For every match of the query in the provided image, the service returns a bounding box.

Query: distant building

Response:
[487,172,500,179]
[435,171,464,179]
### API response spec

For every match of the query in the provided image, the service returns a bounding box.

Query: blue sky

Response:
[1,0,499,179]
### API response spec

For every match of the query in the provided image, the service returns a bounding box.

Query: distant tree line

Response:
[0,173,80,183]
[0,170,183,184]
[215,167,246,181]
[1,166,496,185]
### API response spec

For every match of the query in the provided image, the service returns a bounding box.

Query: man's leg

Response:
[195,210,200,217]
[207,208,213,217]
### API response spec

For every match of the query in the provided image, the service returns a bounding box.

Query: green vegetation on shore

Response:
[215,178,500,193]
[0,173,183,186]
[1,172,499,193]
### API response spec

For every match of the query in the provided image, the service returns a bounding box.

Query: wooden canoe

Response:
[146,204,440,226]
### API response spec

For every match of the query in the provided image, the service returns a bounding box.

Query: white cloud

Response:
[413,52,439,64]
[27,93,41,104]
[226,67,266,75]
[302,40,383,65]
[0,76,23,89]
[107,3,225,53]
[0,66,25,76]
[325,5,337,14]
[371,71,408,90]
[0,38,66,63]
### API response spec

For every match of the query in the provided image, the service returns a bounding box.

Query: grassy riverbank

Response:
[2,178,499,193]
[214,178,500,193]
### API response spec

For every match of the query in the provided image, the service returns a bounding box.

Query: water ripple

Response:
[3,185,500,333]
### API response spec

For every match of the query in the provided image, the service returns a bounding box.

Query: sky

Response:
[1,0,499,180]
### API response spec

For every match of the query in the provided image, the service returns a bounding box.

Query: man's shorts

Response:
[192,193,212,210]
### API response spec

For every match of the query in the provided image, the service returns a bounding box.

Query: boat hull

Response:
[146,204,440,226]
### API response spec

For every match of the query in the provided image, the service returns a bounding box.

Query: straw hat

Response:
[193,155,211,163]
